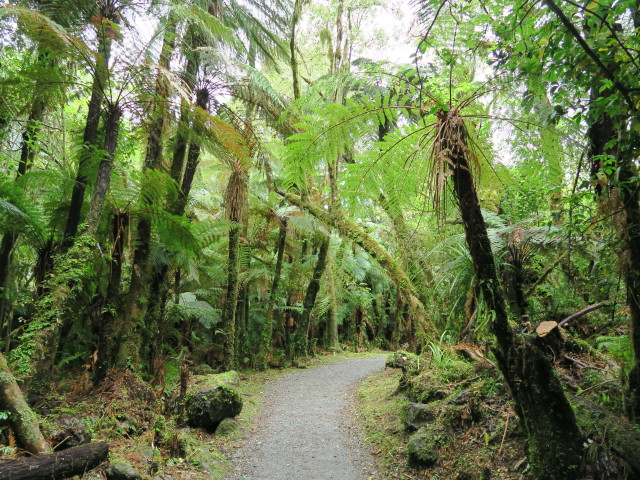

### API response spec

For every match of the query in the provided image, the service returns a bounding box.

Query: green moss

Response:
[406,429,439,467]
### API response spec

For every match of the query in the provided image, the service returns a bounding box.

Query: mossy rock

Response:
[191,370,241,389]
[185,371,243,432]
[215,417,239,436]
[386,351,419,372]
[404,402,435,431]
[407,429,438,468]
[105,461,142,480]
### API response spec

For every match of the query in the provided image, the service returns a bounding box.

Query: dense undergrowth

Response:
[358,337,639,480]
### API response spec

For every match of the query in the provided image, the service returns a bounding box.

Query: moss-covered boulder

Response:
[407,428,438,468]
[105,461,142,480]
[215,417,239,436]
[184,371,242,432]
[385,351,419,371]
[405,402,434,431]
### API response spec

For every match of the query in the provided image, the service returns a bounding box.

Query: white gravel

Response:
[226,355,386,480]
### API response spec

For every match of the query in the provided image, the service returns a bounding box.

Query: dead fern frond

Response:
[429,108,481,218]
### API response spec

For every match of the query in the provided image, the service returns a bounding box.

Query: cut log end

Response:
[536,320,558,337]
[0,441,109,480]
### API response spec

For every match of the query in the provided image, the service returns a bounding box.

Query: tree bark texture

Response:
[222,170,249,371]
[62,27,113,249]
[94,212,128,384]
[619,158,640,421]
[326,263,340,350]
[0,442,108,480]
[84,104,122,237]
[439,110,583,480]
[0,352,51,455]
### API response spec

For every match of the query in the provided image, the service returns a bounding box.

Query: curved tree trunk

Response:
[439,110,583,480]
[0,352,51,455]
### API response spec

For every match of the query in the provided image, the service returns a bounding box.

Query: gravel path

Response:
[227,355,386,480]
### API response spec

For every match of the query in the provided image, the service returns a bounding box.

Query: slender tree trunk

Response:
[222,170,249,371]
[440,110,582,480]
[297,236,330,357]
[0,78,48,338]
[258,220,287,369]
[326,263,340,350]
[235,256,250,367]
[0,354,51,455]
[115,16,177,370]
[62,27,114,249]
[289,0,304,100]
[84,104,122,237]
[143,87,210,363]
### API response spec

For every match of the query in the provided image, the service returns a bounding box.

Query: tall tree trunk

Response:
[618,157,640,421]
[0,352,51,455]
[297,236,330,357]
[84,103,122,237]
[143,87,210,364]
[10,104,122,384]
[439,110,582,480]
[289,0,304,100]
[257,219,287,369]
[583,86,640,419]
[0,74,48,341]
[94,212,128,384]
[62,23,114,249]
[115,16,177,370]
[221,169,249,371]
[326,263,340,350]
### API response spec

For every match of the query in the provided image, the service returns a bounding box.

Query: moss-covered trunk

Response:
[326,263,340,350]
[297,236,330,356]
[0,63,49,337]
[439,110,583,480]
[222,170,249,371]
[0,352,51,455]
[11,101,122,379]
[619,158,640,421]
[94,213,128,384]
[114,17,177,370]
[84,103,122,237]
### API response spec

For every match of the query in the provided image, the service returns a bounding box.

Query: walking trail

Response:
[227,355,386,480]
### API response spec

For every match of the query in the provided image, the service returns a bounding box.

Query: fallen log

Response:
[0,441,108,480]
[0,353,51,455]
[536,302,604,337]
[572,396,640,476]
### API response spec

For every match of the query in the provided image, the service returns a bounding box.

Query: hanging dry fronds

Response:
[225,169,249,225]
[429,108,481,217]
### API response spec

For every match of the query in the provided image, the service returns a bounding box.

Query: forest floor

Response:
[225,354,386,480]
